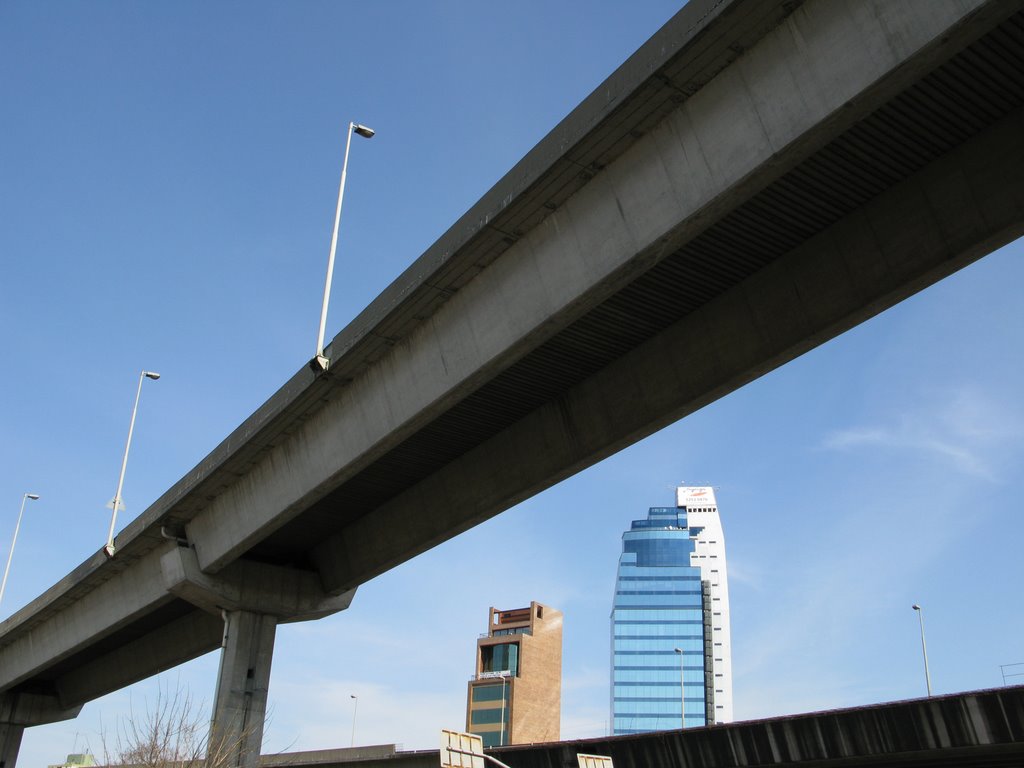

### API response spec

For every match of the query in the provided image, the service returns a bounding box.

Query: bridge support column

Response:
[0,693,82,768]
[209,611,277,768]
[159,545,356,768]
[0,722,24,768]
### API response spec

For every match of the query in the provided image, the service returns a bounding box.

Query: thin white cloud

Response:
[561,664,612,739]
[824,424,992,478]
[821,426,888,449]
[724,558,762,591]
[562,665,606,694]
[820,387,1020,480]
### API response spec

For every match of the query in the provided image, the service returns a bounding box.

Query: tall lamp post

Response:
[350,694,358,747]
[498,673,509,746]
[105,370,160,557]
[0,493,40,609]
[674,647,685,729]
[314,121,375,372]
[912,604,933,697]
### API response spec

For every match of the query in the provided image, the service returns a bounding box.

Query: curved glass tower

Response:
[610,486,732,734]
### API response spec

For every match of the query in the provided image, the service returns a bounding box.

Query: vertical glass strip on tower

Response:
[610,487,732,734]
[677,486,733,724]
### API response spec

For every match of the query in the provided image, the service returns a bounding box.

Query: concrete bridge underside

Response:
[3,1,1024,767]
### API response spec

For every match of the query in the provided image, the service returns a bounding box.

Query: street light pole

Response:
[912,604,933,697]
[0,493,40,609]
[350,694,358,747]
[674,647,685,729]
[314,121,375,371]
[499,674,508,746]
[105,370,160,557]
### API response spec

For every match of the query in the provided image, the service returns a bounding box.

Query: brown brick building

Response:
[465,602,562,747]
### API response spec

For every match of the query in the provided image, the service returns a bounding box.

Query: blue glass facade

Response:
[611,507,708,734]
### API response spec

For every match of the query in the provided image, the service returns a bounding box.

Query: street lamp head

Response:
[353,124,375,139]
[25,493,40,501]
[351,694,357,699]
[143,371,161,380]
[674,647,684,654]
[912,604,921,611]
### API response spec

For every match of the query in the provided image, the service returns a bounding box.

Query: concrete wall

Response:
[509,605,562,745]
[271,688,1024,768]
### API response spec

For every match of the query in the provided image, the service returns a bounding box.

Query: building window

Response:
[480,732,505,748]
[471,708,509,726]
[472,684,509,703]
[481,643,520,676]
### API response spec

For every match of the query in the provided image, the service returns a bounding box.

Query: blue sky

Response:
[2,2,1022,764]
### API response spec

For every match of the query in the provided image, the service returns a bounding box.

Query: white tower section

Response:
[677,486,733,723]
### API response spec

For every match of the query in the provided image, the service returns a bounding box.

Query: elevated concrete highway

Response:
[3,1,1024,766]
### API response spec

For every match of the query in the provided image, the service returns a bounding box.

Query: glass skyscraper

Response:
[610,486,732,734]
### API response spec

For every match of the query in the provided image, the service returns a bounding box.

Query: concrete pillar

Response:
[0,722,24,768]
[208,611,277,768]
[158,547,354,768]
[0,692,81,768]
